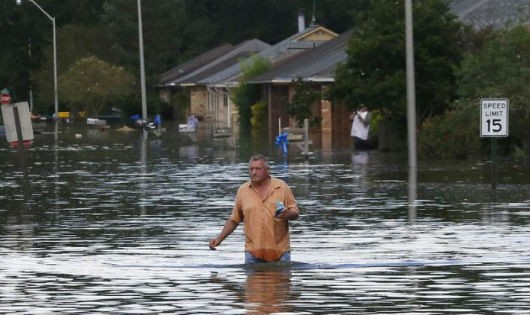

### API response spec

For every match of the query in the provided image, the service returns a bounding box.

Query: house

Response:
[198,23,337,129]
[158,40,270,126]
[247,30,352,147]
[158,12,337,129]
[158,43,234,103]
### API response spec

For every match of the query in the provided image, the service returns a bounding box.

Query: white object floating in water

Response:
[179,124,196,133]
[75,133,82,139]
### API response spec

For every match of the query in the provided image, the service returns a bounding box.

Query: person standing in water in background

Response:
[209,154,300,263]
[350,104,372,150]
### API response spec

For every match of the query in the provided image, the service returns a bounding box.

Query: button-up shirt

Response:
[230,177,300,261]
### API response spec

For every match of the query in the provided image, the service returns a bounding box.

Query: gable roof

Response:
[202,25,338,87]
[291,26,338,41]
[167,39,270,87]
[159,44,234,86]
[450,0,530,30]
[248,30,351,84]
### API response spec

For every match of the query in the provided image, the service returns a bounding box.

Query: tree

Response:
[33,24,113,113]
[231,55,271,130]
[3,1,106,111]
[456,25,530,154]
[58,56,134,117]
[288,78,320,127]
[0,2,46,104]
[332,0,463,131]
[101,0,190,85]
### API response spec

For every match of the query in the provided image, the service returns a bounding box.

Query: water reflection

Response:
[1,123,530,314]
[351,150,369,191]
[210,264,296,315]
[408,166,417,223]
[244,266,294,314]
[140,131,148,216]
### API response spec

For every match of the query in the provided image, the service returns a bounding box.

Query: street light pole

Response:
[137,0,149,140]
[137,0,147,123]
[17,0,58,119]
[405,0,417,170]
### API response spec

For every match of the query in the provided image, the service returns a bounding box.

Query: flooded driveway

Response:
[1,123,529,314]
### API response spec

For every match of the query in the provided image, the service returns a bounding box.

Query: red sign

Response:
[0,93,10,105]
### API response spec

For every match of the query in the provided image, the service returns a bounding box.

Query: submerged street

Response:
[1,123,530,314]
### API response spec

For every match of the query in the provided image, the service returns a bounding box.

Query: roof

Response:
[202,25,338,87]
[160,39,269,87]
[247,30,352,84]
[167,39,270,87]
[158,25,338,88]
[450,0,530,30]
[158,44,234,85]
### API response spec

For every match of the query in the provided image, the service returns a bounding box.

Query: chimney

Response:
[298,9,305,32]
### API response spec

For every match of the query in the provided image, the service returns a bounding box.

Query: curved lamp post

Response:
[17,0,58,119]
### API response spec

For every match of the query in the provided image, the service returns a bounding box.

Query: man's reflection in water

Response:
[210,264,296,315]
[245,265,294,314]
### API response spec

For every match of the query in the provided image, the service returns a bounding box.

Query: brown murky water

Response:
[1,122,529,314]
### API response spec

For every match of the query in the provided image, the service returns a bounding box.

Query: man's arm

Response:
[209,218,239,250]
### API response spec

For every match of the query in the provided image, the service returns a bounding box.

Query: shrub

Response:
[250,101,267,129]
[418,104,480,159]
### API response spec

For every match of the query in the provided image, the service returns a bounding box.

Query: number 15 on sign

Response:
[480,98,509,137]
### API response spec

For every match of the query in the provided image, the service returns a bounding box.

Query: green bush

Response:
[250,101,267,129]
[288,78,319,127]
[369,109,383,136]
[418,104,481,159]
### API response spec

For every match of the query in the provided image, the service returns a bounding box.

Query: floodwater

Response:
[1,122,530,314]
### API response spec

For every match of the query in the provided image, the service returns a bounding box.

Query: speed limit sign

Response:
[480,98,509,137]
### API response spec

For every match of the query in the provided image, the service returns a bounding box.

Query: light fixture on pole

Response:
[17,0,58,119]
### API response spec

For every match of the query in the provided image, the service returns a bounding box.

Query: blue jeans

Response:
[245,251,291,264]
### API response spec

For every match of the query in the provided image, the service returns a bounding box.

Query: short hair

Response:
[249,154,270,168]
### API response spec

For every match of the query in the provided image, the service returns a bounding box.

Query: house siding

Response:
[190,87,208,119]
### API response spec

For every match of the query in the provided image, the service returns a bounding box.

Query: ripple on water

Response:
[1,134,530,313]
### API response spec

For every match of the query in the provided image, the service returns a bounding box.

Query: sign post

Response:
[480,98,509,189]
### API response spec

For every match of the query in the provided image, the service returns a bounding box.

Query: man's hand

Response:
[209,238,220,250]
[209,219,238,250]
[277,208,299,220]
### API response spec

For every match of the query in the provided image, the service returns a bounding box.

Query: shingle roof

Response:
[158,44,234,85]
[167,39,270,86]
[196,25,336,87]
[247,30,351,84]
[450,0,530,30]
[178,52,255,86]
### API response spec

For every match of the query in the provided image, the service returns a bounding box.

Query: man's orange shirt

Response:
[230,177,300,261]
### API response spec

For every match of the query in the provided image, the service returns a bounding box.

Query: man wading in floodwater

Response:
[209,154,300,263]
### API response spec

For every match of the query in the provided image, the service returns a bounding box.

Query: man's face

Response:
[249,160,269,185]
